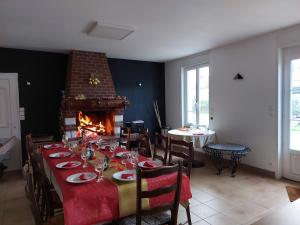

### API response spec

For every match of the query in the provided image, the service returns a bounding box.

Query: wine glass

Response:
[81,148,88,168]
[94,159,104,183]
[130,150,139,168]
[121,153,129,166]
[69,142,77,157]
[96,135,102,150]
[62,134,68,148]
[110,140,118,158]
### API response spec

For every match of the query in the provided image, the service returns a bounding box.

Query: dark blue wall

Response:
[0,48,165,162]
[109,59,165,138]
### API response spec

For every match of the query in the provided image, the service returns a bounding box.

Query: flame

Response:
[77,111,106,135]
[78,111,92,126]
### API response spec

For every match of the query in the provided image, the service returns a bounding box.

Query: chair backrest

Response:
[26,134,35,163]
[28,171,43,225]
[136,162,182,225]
[119,126,131,149]
[168,139,193,178]
[135,128,152,157]
[31,153,58,220]
[153,133,168,165]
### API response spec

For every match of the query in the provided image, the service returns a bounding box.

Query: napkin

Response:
[79,174,89,180]
[144,161,156,168]
[121,173,134,179]
[178,128,189,131]
[63,162,76,168]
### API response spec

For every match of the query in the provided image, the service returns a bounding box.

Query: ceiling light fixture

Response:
[87,21,135,40]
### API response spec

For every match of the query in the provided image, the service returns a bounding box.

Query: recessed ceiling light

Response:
[87,22,135,40]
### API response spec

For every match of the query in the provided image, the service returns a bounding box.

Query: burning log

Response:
[77,111,106,136]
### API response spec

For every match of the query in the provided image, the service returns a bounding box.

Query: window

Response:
[183,65,209,127]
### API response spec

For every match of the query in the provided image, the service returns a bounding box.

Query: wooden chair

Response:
[27,171,64,225]
[30,153,63,223]
[134,128,152,158]
[119,162,183,225]
[119,126,131,149]
[168,139,194,225]
[153,133,168,165]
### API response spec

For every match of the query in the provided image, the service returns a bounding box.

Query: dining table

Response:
[167,128,216,167]
[42,143,192,225]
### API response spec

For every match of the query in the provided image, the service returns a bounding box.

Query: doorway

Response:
[282,47,300,181]
[0,73,21,171]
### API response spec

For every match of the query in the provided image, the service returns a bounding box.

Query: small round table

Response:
[203,143,250,177]
[167,129,216,167]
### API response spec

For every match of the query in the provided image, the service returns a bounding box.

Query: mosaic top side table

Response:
[203,143,251,177]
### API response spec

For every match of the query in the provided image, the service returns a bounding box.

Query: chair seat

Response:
[120,212,170,225]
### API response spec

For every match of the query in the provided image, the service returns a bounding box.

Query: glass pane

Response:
[198,66,209,127]
[186,69,197,125]
[290,59,300,150]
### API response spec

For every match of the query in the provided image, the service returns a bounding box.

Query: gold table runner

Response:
[89,151,150,217]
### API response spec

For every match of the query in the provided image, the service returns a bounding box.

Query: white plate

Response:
[100,145,110,150]
[56,161,81,169]
[112,170,136,182]
[115,151,130,158]
[66,172,97,184]
[44,143,64,149]
[138,160,162,169]
[49,152,71,158]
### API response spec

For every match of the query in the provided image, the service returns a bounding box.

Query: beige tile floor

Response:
[0,165,299,225]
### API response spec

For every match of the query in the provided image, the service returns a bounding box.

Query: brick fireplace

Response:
[60,50,129,138]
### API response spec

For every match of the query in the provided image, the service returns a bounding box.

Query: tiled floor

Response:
[0,165,299,225]
[0,171,34,225]
[176,165,300,225]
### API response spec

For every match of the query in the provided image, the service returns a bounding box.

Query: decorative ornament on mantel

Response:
[89,73,101,86]
[74,93,86,100]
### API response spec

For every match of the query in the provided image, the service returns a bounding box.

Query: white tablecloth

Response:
[167,129,216,151]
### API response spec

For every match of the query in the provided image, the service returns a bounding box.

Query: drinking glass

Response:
[109,140,118,158]
[94,159,104,183]
[96,135,102,150]
[130,150,139,168]
[69,142,77,157]
[81,148,88,168]
[62,134,68,148]
[121,153,129,166]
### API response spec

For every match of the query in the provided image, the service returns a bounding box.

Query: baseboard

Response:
[239,163,275,178]
[194,151,275,178]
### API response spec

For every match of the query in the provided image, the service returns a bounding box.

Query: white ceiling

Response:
[1,0,300,62]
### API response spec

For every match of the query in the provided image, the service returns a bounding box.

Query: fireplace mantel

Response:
[61,97,129,112]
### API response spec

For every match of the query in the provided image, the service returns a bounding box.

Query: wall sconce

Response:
[233,73,244,80]
[137,81,142,87]
[89,73,101,86]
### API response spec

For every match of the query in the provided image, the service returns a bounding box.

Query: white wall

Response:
[165,24,300,172]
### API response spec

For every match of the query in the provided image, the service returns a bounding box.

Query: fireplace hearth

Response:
[60,50,129,139]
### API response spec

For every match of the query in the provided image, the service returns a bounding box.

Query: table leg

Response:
[230,153,241,177]
[212,150,223,175]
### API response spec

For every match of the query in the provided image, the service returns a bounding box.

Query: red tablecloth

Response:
[42,145,192,225]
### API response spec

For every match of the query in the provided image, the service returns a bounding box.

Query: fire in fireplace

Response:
[76,111,115,137]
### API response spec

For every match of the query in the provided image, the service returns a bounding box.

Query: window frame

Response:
[183,64,209,127]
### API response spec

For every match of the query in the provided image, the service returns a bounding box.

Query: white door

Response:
[283,47,300,181]
[0,73,21,171]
